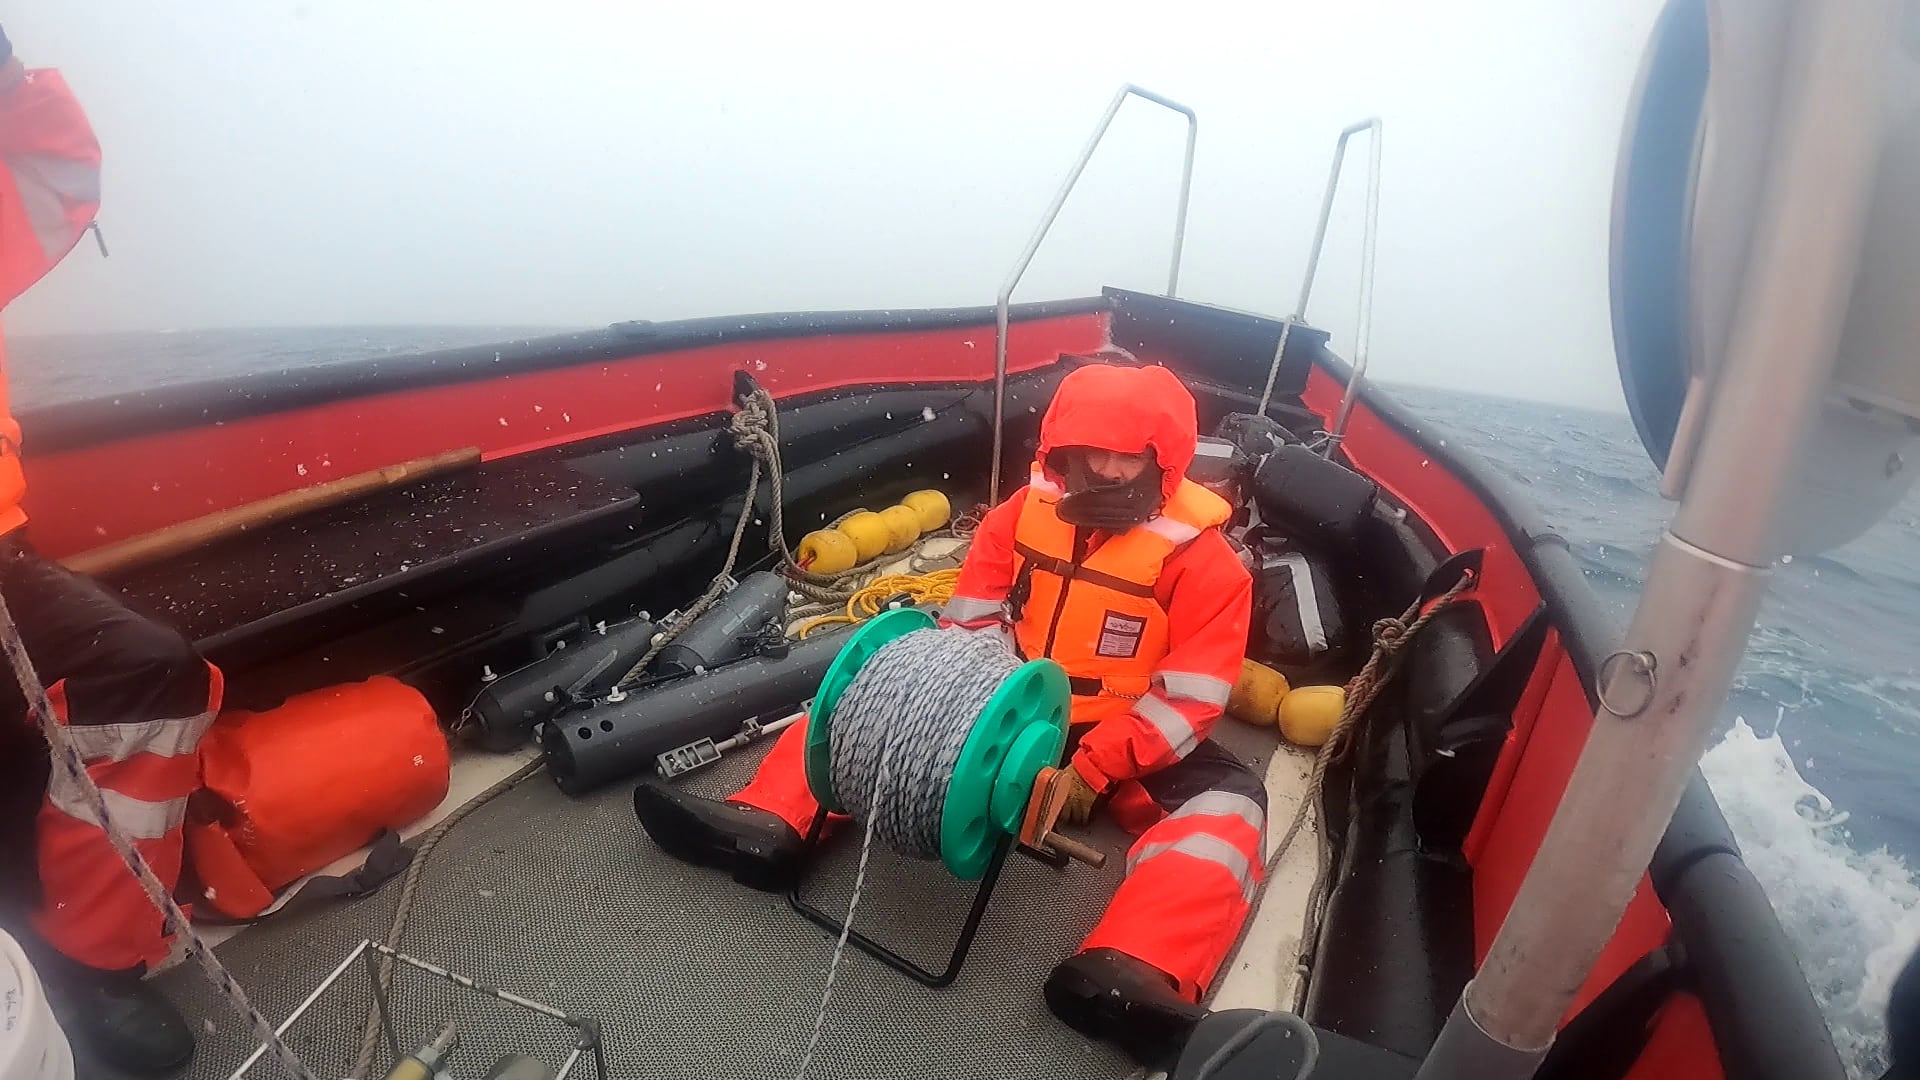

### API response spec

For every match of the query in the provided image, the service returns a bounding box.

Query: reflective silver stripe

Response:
[1167,790,1267,839]
[1273,552,1328,654]
[1134,693,1200,759]
[11,153,103,202]
[942,595,1005,623]
[1159,670,1232,707]
[57,710,215,764]
[1142,516,1201,544]
[975,623,1016,650]
[1193,440,1234,458]
[46,779,186,841]
[1126,834,1258,902]
[1028,469,1061,497]
[5,154,100,261]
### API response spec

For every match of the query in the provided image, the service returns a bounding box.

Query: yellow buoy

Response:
[836,511,892,562]
[1279,685,1346,748]
[797,529,861,575]
[901,489,952,532]
[878,505,922,554]
[1226,659,1290,727]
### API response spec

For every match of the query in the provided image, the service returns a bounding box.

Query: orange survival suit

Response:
[0,55,225,983]
[733,363,1265,1000]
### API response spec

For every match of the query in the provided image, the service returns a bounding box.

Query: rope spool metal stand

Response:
[785,609,1096,988]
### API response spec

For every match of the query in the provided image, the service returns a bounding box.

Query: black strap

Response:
[1008,558,1036,624]
[1010,541,1156,599]
[195,828,416,925]
[1068,675,1104,697]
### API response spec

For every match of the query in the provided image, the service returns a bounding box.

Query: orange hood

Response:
[1036,364,1199,504]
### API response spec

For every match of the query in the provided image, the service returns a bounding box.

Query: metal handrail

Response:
[1254,118,1383,458]
[988,84,1199,504]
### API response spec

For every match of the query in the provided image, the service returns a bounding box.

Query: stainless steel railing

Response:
[988,84,1198,504]
[1255,118,1383,457]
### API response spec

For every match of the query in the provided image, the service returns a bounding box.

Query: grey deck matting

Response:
[136,732,1248,1080]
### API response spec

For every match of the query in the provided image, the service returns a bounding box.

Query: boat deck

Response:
[106,721,1317,1080]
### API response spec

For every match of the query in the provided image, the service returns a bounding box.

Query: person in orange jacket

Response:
[635,362,1264,1065]
[0,27,221,1074]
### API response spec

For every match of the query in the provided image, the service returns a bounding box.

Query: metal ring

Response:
[1597,649,1658,718]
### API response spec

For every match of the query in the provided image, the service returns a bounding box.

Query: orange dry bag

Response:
[185,676,449,919]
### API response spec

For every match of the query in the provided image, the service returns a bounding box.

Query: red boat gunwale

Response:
[15,288,1834,1080]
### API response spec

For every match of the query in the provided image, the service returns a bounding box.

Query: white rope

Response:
[828,628,1019,858]
[793,626,1022,1079]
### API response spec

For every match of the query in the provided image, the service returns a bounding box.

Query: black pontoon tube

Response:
[463,613,660,751]
[542,629,846,795]
[650,572,789,679]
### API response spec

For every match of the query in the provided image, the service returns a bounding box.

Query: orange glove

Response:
[1058,765,1100,826]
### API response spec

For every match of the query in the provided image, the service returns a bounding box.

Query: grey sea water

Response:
[10,328,1916,1077]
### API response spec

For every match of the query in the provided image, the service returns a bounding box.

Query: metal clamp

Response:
[1597,649,1658,718]
[988,84,1199,505]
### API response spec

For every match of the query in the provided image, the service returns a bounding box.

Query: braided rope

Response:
[794,626,1022,1078]
[0,590,320,1080]
[1295,572,1475,955]
[1210,571,1476,1004]
[613,383,924,691]
[828,627,1019,857]
[349,756,545,1078]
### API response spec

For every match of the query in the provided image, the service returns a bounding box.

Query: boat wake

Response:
[1703,713,1920,1079]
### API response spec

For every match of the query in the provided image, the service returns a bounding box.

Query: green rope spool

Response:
[804,608,1070,879]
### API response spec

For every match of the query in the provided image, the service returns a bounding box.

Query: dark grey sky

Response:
[5,1,1660,407]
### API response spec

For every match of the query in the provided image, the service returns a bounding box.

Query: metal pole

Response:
[1414,4,1892,1077]
[989,84,1198,505]
[363,943,402,1068]
[227,941,370,1079]
[1325,119,1384,455]
[1254,119,1382,423]
[1167,98,1199,297]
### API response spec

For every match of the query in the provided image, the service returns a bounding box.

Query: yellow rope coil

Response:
[796,569,960,638]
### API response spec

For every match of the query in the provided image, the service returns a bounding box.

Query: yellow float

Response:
[1226,659,1290,727]
[878,504,923,553]
[1279,684,1346,748]
[797,529,861,575]
[836,511,893,562]
[901,489,952,532]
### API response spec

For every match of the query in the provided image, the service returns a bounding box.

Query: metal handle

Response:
[1039,829,1109,869]
[1254,118,1383,458]
[988,84,1199,505]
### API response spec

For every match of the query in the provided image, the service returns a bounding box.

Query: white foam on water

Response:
[1701,713,1920,1079]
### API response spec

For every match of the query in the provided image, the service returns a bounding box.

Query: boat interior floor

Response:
[101,721,1317,1080]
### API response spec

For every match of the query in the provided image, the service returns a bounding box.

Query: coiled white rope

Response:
[829,628,1019,858]
[794,626,1021,1079]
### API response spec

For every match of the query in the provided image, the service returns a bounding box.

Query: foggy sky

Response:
[5,1,1662,409]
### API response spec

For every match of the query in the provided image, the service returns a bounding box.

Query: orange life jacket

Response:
[1011,469,1232,725]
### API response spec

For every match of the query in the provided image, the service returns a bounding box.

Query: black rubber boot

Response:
[632,779,807,892]
[1044,947,1208,1066]
[40,958,194,1075]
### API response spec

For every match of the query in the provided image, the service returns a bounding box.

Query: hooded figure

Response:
[0,28,222,1075]
[635,364,1262,1066]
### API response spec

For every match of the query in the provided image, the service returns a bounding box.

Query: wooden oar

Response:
[62,447,483,578]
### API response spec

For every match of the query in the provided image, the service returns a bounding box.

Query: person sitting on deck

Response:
[0,27,220,1075]
[635,362,1265,1066]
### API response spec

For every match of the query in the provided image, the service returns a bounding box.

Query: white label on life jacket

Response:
[1096,611,1147,659]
